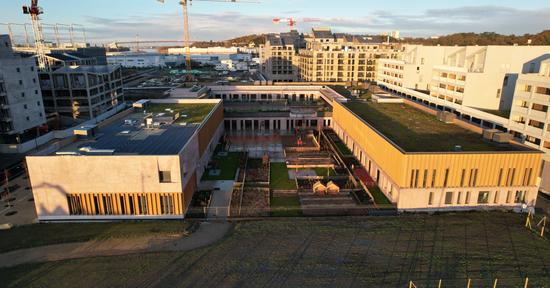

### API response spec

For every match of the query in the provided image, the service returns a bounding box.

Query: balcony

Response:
[512,106,529,115]
[529,109,548,121]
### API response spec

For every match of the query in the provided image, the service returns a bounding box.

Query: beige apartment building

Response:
[259,31,303,82]
[27,99,223,221]
[297,28,401,83]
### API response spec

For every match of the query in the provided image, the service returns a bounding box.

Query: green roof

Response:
[146,103,216,124]
[344,101,527,152]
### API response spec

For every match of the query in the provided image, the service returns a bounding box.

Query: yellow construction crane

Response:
[157,0,258,80]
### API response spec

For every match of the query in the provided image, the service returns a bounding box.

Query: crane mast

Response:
[158,0,257,81]
[22,0,49,71]
[181,0,192,75]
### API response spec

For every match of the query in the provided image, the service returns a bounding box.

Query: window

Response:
[159,171,171,183]
[443,169,449,187]
[465,192,471,204]
[21,92,25,98]
[514,190,525,203]
[493,191,499,204]
[477,191,489,204]
[444,192,453,205]
[422,169,428,188]
[460,169,466,187]
[138,195,148,214]
[531,103,548,112]
[497,168,503,186]
[457,192,462,204]
[67,195,83,215]
[431,170,436,187]
[103,195,114,214]
[19,80,23,86]
[528,119,544,129]
[506,191,512,203]
[16,67,20,73]
[160,195,174,214]
[23,104,27,109]
[428,192,434,205]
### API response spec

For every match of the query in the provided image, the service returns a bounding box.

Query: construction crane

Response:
[22,0,48,71]
[272,17,320,31]
[157,0,258,80]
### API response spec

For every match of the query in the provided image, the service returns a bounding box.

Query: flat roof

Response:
[344,101,530,152]
[57,102,216,156]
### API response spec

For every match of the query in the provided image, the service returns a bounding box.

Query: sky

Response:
[1,0,549,44]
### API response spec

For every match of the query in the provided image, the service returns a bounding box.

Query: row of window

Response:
[67,193,180,216]
[428,190,526,206]
[410,167,532,188]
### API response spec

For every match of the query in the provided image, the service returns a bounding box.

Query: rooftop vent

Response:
[437,111,456,123]
[453,145,462,151]
[79,146,115,155]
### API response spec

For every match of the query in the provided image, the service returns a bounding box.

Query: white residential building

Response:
[107,53,185,68]
[508,58,550,192]
[377,45,446,91]
[429,46,550,111]
[0,35,46,137]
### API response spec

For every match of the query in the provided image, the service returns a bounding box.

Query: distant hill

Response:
[191,34,266,48]
[186,30,550,48]
[403,30,550,46]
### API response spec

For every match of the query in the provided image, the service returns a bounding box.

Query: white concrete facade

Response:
[377,45,446,91]
[0,35,46,135]
[429,46,550,111]
[107,53,185,68]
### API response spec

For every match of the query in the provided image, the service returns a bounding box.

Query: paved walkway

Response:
[0,221,232,268]
[201,180,234,219]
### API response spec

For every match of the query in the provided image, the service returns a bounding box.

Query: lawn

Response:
[0,221,188,253]
[270,196,302,217]
[202,152,242,181]
[313,167,336,177]
[344,101,523,152]
[269,162,297,190]
[367,185,392,205]
[2,213,549,287]
[334,141,353,156]
[146,103,216,124]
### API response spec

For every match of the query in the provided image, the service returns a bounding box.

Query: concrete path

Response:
[201,180,234,219]
[0,221,232,268]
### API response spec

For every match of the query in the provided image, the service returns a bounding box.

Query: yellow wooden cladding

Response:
[332,101,543,189]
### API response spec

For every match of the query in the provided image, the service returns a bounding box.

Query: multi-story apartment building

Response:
[508,59,550,191]
[39,65,124,122]
[0,35,46,140]
[259,30,304,82]
[429,46,550,111]
[377,45,446,91]
[297,28,401,83]
[27,99,223,221]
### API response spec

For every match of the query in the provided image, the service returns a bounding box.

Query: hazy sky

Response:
[1,0,549,44]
